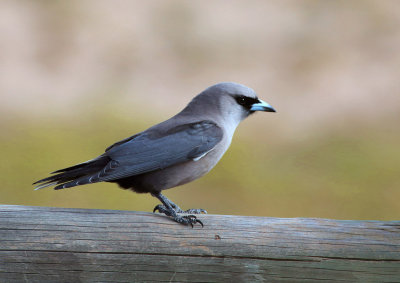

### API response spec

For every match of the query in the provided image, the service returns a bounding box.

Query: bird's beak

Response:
[250,99,276,112]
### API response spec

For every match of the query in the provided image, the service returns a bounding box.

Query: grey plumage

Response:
[34,82,276,226]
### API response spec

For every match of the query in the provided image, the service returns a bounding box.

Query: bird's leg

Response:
[151,192,203,227]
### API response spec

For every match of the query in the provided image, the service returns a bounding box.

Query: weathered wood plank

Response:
[0,205,399,282]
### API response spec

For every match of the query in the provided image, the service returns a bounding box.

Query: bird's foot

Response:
[151,192,204,227]
[153,204,173,215]
[153,205,206,215]
[153,205,204,227]
[173,214,203,228]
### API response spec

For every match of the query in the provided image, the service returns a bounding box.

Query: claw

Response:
[171,214,204,227]
[188,215,203,227]
[196,218,204,227]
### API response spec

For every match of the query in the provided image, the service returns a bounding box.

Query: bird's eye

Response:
[235,95,260,110]
[235,96,247,106]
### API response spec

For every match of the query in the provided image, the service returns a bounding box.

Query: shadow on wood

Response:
[0,205,399,282]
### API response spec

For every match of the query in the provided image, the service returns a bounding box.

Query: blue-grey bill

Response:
[250,99,276,112]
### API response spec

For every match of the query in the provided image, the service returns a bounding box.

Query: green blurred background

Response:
[1,1,399,220]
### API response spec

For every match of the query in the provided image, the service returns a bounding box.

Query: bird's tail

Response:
[33,155,111,190]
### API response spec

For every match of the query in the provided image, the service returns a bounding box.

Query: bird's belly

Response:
[137,158,212,191]
[134,141,229,192]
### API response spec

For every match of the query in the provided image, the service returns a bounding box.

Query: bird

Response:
[33,82,276,227]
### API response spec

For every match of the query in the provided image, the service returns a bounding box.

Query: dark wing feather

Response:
[99,120,223,181]
[35,120,223,190]
[33,155,111,190]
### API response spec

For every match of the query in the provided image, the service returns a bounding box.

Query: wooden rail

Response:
[0,205,399,282]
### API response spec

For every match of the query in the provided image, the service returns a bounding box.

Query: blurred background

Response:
[1,1,399,220]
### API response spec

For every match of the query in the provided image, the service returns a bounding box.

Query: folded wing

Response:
[34,120,223,190]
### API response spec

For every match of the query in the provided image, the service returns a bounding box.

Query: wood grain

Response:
[0,205,399,282]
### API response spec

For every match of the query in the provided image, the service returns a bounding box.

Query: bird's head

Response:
[195,82,276,123]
